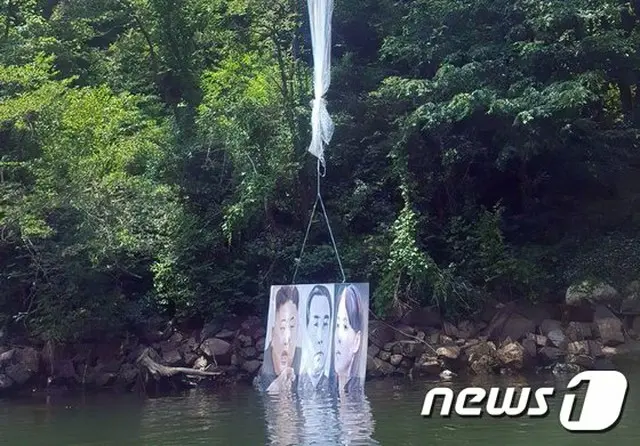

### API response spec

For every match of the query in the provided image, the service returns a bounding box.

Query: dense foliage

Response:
[2,0,640,341]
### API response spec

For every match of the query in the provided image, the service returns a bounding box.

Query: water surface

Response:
[1,359,639,445]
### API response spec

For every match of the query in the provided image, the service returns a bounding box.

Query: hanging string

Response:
[292,158,346,284]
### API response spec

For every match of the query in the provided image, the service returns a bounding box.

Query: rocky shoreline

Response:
[2,281,640,396]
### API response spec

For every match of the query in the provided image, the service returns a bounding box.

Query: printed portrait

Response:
[261,285,303,394]
[298,284,335,395]
[333,283,369,395]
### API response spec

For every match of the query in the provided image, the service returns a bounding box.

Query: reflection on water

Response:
[262,391,378,446]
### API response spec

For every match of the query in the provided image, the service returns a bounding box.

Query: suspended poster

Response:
[258,283,369,395]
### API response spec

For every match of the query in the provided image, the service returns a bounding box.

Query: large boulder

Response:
[483,306,535,343]
[620,281,640,315]
[566,281,619,306]
[368,321,395,348]
[539,319,562,336]
[593,305,625,346]
[0,374,14,391]
[4,347,41,386]
[565,322,593,342]
[200,338,232,365]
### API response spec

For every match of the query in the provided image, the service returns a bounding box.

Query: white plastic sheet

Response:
[307,0,335,168]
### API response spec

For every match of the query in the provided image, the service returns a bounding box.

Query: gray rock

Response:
[183,351,198,367]
[401,341,425,358]
[436,346,461,360]
[412,353,441,377]
[497,342,525,370]
[378,350,391,362]
[566,322,593,342]
[368,345,380,358]
[0,374,14,390]
[200,321,221,341]
[525,333,548,347]
[0,349,14,367]
[539,319,562,336]
[440,335,455,345]
[242,360,262,375]
[256,338,265,352]
[400,357,414,369]
[240,347,257,360]
[238,334,253,348]
[470,355,498,375]
[539,347,563,364]
[484,308,535,343]
[443,321,461,338]
[367,356,395,377]
[201,338,231,357]
[466,341,498,375]
[552,362,582,375]
[594,305,625,346]
[117,364,139,387]
[393,325,417,341]
[215,329,237,340]
[193,356,208,370]
[95,372,117,387]
[162,348,182,366]
[567,354,594,369]
[382,342,395,352]
[6,364,33,385]
[368,321,396,348]
[390,354,403,366]
[547,329,568,350]
[457,320,477,339]
[53,360,80,383]
[566,281,619,306]
[522,338,537,361]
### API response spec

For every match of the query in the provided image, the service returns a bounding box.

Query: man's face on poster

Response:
[272,299,298,375]
[307,292,331,376]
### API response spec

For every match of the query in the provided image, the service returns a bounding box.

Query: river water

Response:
[1,359,640,445]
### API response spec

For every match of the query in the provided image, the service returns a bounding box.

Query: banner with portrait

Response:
[258,283,369,396]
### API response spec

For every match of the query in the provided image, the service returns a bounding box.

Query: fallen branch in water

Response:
[136,348,222,379]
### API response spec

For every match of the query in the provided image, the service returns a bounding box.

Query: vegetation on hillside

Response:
[2,0,640,341]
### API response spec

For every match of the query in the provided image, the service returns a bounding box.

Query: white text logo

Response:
[420,370,628,432]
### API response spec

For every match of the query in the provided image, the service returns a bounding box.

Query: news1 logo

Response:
[420,370,629,432]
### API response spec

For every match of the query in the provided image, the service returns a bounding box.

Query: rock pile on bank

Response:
[1,280,640,395]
